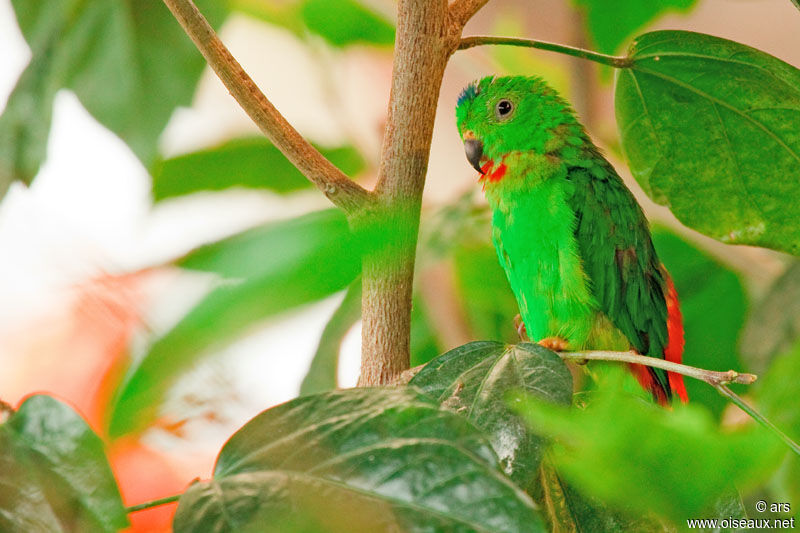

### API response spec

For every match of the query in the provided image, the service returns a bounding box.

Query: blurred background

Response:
[1,0,799,529]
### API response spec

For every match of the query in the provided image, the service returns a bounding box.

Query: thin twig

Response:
[560,350,757,386]
[160,0,371,214]
[126,494,180,513]
[458,36,633,68]
[448,0,490,29]
[715,384,800,456]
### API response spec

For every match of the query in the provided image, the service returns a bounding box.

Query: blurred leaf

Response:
[616,31,800,255]
[536,459,672,532]
[0,396,128,532]
[574,0,696,54]
[173,388,544,532]
[411,342,572,488]
[409,295,444,367]
[0,0,227,196]
[109,210,361,438]
[741,262,800,374]
[301,0,394,47]
[651,228,748,418]
[300,277,361,395]
[452,242,520,343]
[792,0,800,12]
[516,390,784,524]
[234,0,394,47]
[758,340,800,507]
[757,341,800,443]
[151,137,365,202]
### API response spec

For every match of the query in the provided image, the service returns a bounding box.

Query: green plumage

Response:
[456,75,671,392]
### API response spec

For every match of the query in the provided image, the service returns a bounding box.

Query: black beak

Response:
[464,139,484,174]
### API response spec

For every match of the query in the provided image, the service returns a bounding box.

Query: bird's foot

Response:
[513,314,529,342]
[537,336,569,352]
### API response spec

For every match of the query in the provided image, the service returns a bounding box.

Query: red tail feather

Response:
[628,273,688,405]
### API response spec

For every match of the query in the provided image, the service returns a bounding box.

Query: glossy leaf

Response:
[151,137,365,202]
[0,0,227,195]
[574,0,696,54]
[616,31,800,255]
[652,228,748,417]
[173,388,544,532]
[516,390,784,523]
[109,210,361,438]
[300,278,361,395]
[740,262,800,373]
[411,342,573,488]
[0,395,128,532]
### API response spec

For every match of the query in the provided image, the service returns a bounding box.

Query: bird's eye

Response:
[495,99,514,119]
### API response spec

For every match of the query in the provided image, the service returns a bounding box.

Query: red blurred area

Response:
[0,269,214,531]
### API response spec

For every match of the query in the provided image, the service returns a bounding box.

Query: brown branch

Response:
[447,0,490,30]
[358,0,453,386]
[560,350,757,386]
[161,0,371,214]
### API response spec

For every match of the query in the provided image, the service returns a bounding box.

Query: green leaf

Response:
[108,209,361,438]
[173,388,544,532]
[452,241,520,343]
[740,262,800,374]
[651,228,748,418]
[301,0,394,47]
[409,294,444,367]
[0,395,128,532]
[151,137,365,202]
[574,0,696,54]
[0,0,228,196]
[615,30,800,255]
[757,341,800,445]
[233,0,394,48]
[536,459,673,532]
[300,277,362,395]
[516,390,784,524]
[410,342,573,488]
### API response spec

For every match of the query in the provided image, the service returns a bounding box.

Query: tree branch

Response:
[458,36,632,68]
[561,350,757,386]
[126,494,180,513]
[448,0,490,30]
[161,0,371,214]
[358,0,453,386]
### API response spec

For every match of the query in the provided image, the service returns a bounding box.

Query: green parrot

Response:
[455,75,687,404]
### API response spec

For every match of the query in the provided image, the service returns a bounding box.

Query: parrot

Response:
[455,75,687,404]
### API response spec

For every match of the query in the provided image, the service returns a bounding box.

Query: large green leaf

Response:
[173,388,544,532]
[516,390,784,524]
[235,0,394,47]
[0,395,128,532]
[740,262,800,374]
[615,31,800,255]
[651,228,748,418]
[410,342,573,488]
[108,209,361,438]
[151,137,365,202]
[574,0,696,54]
[0,0,227,196]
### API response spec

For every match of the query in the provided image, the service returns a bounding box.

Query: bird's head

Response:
[455,75,579,175]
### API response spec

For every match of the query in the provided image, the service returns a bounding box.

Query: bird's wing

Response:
[565,149,671,392]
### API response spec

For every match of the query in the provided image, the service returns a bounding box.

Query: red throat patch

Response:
[478,161,507,189]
